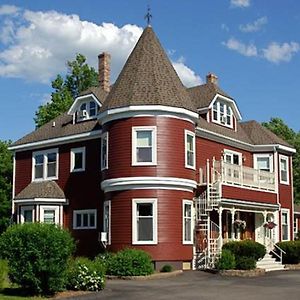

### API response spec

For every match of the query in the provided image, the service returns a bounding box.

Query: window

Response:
[103,201,111,244]
[89,101,96,117]
[185,130,195,169]
[132,199,157,244]
[254,154,273,172]
[212,100,233,127]
[71,147,86,172]
[32,149,58,181]
[73,209,97,229]
[132,127,157,166]
[78,101,98,120]
[279,155,289,185]
[20,206,34,223]
[281,209,290,241]
[294,217,298,237]
[224,150,241,165]
[40,206,60,224]
[183,200,193,244]
[101,132,109,170]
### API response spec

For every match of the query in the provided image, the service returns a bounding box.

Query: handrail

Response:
[270,243,286,264]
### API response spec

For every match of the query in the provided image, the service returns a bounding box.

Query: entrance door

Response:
[255,213,265,245]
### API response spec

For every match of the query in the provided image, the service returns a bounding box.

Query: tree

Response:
[262,118,300,204]
[0,140,12,233]
[34,54,98,128]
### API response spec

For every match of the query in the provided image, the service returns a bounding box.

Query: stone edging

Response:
[285,263,300,270]
[219,268,266,277]
[106,270,183,280]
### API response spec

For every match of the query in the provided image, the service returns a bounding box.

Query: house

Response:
[9,26,296,270]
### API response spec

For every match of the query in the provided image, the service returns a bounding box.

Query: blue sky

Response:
[1,0,300,141]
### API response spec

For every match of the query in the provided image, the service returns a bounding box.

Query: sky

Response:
[0,0,300,142]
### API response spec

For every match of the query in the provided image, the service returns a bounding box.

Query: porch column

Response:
[236,211,241,240]
[230,208,236,240]
[219,207,223,248]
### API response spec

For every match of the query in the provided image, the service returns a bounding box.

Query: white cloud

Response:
[230,0,250,8]
[223,38,257,57]
[0,6,200,88]
[239,17,268,33]
[262,42,300,63]
[0,5,20,15]
[172,57,202,87]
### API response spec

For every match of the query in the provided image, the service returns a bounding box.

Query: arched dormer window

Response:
[78,100,99,121]
[212,100,233,128]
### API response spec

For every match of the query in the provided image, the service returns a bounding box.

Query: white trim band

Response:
[13,198,67,204]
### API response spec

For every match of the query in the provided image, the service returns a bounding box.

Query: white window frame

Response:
[40,205,60,225]
[132,126,157,166]
[70,147,86,172]
[182,200,193,245]
[73,209,97,230]
[101,132,109,170]
[253,153,274,172]
[224,149,242,165]
[32,148,59,181]
[185,130,196,169]
[212,100,233,128]
[20,206,34,224]
[132,198,157,245]
[103,201,111,245]
[279,155,289,185]
[294,217,298,237]
[281,209,290,241]
[78,100,98,121]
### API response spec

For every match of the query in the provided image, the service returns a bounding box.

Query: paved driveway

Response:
[72,270,300,300]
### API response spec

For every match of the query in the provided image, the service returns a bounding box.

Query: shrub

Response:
[215,249,236,270]
[0,223,75,295]
[94,251,114,272]
[106,248,154,276]
[223,240,266,260]
[160,264,173,273]
[0,259,8,290]
[276,241,300,264]
[235,257,256,270]
[67,257,105,291]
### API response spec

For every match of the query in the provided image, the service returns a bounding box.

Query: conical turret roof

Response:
[102,26,197,113]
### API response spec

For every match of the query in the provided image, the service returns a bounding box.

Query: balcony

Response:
[199,159,276,192]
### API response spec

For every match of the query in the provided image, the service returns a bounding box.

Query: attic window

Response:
[78,101,98,121]
[212,100,233,128]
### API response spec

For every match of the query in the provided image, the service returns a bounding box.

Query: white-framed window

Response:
[294,217,298,238]
[78,100,98,121]
[132,198,157,244]
[185,130,195,169]
[101,132,109,170]
[70,147,86,172]
[212,100,233,128]
[281,209,290,241]
[73,209,97,230]
[132,126,157,166]
[224,149,242,165]
[20,206,34,223]
[279,155,289,185]
[254,154,274,172]
[183,200,193,244]
[40,205,60,224]
[32,148,58,181]
[103,201,111,245]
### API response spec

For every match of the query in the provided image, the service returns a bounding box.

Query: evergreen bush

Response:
[160,264,173,272]
[0,259,8,290]
[215,249,236,270]
[276,241,300,264]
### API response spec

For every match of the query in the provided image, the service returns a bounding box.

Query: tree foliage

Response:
[262,117,300,203]
[34,54,98,128]
[0,140,12,234]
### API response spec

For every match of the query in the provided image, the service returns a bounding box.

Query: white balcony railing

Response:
[199,159,276,192]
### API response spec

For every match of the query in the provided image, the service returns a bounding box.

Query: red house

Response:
[10,26,296,270]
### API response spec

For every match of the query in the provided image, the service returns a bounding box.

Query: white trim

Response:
[32,148,59,181]
[132,126,157,166]
[132,198,157,245]
[99,105,198,125]
[279,155,289,185]
[182,200,193,245]
[68,94,102,115]
[221,198,280,210]
[211,99,234,128]
[224,148,242,165]
[73,209,97,230]
[281,208,290,241]
[101,132,109,170]
[40,205,60,225]
[103,200,111,245]
[12,153,16,215]
[185,130,196,169]
[20,205,35,223]
[101,176,197,193]
[14,198,66,204]
[9,130,102,152]
[70,147,86,172]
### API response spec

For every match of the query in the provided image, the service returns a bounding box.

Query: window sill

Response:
[32,177,58,182]
[71,169,85,173]
[132,162,157,167]
[73,227,97,230]
[132,241,158,245]
[185,165,196,170]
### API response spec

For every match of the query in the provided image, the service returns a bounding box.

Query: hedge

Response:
[276,241,300,264]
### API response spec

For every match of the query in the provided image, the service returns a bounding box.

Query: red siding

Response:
[107,189,193,262]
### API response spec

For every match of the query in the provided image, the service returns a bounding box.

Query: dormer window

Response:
[212,100,233,128]
[78,101,98,121]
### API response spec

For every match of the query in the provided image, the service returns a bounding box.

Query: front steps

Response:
[256,254,285,272]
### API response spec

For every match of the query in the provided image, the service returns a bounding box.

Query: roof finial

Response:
[144,5,152,27]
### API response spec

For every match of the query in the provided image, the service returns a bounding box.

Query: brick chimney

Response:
[206,73,218,85]
[98,52,111,92]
